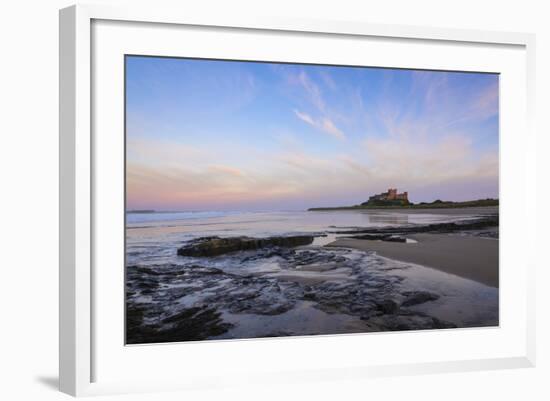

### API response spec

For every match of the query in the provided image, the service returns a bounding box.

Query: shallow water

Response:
[126,209,493,265]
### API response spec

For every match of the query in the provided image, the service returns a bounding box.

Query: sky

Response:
[126,56,499,211]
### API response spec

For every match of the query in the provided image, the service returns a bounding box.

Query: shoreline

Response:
[311,206,499,215]
[326,233,499,288]
[308,204,499,212]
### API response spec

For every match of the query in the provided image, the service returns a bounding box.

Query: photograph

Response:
[124,55,499,344]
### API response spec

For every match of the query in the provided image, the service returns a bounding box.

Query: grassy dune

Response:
[308,198,499,211]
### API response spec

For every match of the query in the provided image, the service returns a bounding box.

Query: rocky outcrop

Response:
[401,291,440,307]
[329,215,498,235]
[177,235,315,257]
[376,299,399,314]
[126,244,461,343]
[127,304,232,344]
[347,234,407,243]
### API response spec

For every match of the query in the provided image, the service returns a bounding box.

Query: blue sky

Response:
[126,56,499,211]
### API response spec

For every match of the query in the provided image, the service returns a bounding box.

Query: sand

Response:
[327,233,499,288]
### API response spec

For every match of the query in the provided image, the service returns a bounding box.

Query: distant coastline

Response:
[308,198,499,211]
[127,209,189,214]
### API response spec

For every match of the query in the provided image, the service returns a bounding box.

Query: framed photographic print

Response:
[59,4,536,397]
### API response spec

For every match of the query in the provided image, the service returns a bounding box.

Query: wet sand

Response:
[327,233,499,288]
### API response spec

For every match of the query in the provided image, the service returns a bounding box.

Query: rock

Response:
[125,294,235,344]
[240,246,295,262]
[126,306,233,344]
[376,299,399,314]
[126,246,463,342]
[177,235,315,257]
[431,317,457,329]
[401,291,440,307]
[135,266,164,276]
[330,215,499,236]
[347,234,406,242]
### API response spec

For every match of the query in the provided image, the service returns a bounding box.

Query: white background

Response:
[93,18,527,387]
[0,0,548,400]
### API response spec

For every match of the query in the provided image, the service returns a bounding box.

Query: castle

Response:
[363,188,409,206]
[369,188,408,202]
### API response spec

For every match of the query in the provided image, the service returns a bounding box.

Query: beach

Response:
[126,207,499,343]
[328,233,498,287]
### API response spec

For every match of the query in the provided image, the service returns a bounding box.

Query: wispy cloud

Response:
[410,71,499,130]
[294,109,345,140]
[294,109,315,126]
[319,117,345,140]
[283,69,348,140]
[208,164,244,177]
[361,133,497,184]
[127,130,498,210]
[319,70,338,91]
[471,80,499,121]
[297,70,326,112]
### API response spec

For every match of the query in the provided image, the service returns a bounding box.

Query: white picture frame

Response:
[59,3,536,397]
